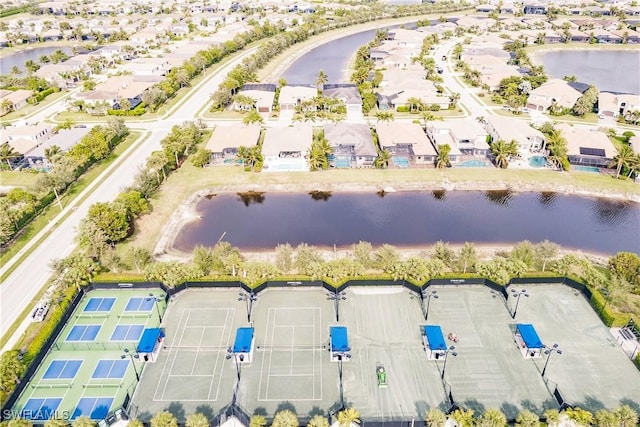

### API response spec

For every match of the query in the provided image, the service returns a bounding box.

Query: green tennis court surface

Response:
[12,289,165,422]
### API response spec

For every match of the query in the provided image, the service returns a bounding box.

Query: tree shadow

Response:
[165,402,185,421]
[237,191,266,206]
[500,402,519,420]
[195,404,215,422]
[253,407,268,416]
[414,400,430,419]
[537,191,556,207]
[620,398,640,414]
[484,189,513,206]
[308,406,326,417]
[576,396,606,413]
[136,410,152,422]
[275,401,297,414]
[520,399,542,415]
[463,399,485,415]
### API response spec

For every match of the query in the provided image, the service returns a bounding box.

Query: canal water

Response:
[172,191,640,255]
[0,46,73,74]
[537,50,640,94]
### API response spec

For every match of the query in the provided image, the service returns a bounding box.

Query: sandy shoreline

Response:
[153,181,636,265]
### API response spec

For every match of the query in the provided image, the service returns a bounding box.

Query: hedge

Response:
[107,104,146,116]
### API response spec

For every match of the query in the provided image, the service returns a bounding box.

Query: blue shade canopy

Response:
[330,326,349,352]
[516,323,544,349]
[424,325,447,351]
[233,327,254,353]
[137,328,164,353]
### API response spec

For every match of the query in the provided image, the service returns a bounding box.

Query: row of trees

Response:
[0,119,129,246]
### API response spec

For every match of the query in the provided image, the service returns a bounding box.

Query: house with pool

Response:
[484,116,546,158]
[427,118,491,167]
[323,122,377,168]
[261,124,311,172]
[556,123,616,169]
[375,122,437,168]
[205,124,261,164]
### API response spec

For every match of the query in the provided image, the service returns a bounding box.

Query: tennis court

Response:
[12,289,166,422]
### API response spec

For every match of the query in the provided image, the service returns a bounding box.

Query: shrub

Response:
[396,105,409,113]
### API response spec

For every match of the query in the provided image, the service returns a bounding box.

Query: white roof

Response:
[205,124,261,153]
[262,125,312,156]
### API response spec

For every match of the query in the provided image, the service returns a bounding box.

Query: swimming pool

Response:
[456,159,489,168]
[572,165,601,173]
[528,156,547,168]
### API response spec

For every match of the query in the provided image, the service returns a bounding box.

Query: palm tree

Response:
[242,109,263,125]
[514,409,539,427]
[610,144,634,178]
[44,145,62,165]
[185,413,209,427]
[271,410,298,427]
[0,143,19,169]
[448,92,461,109]
[337,408,360,427]
[233,93,256,111]
[147,150,169,183]
[375,149,392,169]
[424,408,447,427]
[307,415,329,427]
[375,111,394,122]
[491,139,518,169]
[477,408,506,427]
[458,242,477,273]
[1,98,14,115]
[316,69,328,91]
[614,405,638,427]
[248,415,266,427]
[307,145,328,171]
[235,146,250,169]
[436,144,451,168]
[407,96,423,113]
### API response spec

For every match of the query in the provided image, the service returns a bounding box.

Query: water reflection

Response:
[592,198,634,225]
[432,190,447,201]
[204,193,217,200]
[484,190,513,206]
[537,192,556,207]
[309,190,332,201]
[236,191,265,206]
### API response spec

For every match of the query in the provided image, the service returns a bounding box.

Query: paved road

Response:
[0,46,259,352]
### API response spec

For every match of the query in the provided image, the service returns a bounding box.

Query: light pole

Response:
[335,351,351,410]
[147,293,163,324]
[441,346,457,380]
[422,289,439,321]
[121,348,140,381]
[226,349,245,382]
[327,290,347,322]
[541,343,562,378]
[238,291,257,323]
[510,288,529,319]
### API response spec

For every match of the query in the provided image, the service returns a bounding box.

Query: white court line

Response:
[268,373,315,377]
[190,325,206,375]
[209,308,235,401]
[154,309,187,400]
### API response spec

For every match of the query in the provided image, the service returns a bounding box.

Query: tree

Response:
[86,202,130,243]
[614,404,638,427]
[610,144,634,178]
[477,408,506,427]
[374,244,400,271]
[124,246,152,274]
[127,420,144,427]
[563,407,593,426]
[543,409,560,427]
[458,242,477,273]
[0,143,20,169]
[448,92,461,109]
[436,144,451,168]
[185,413,209,427]
[8,420,32,427]
[151,412,178,427]
[375,111,394,122]
[514,410,539,427]
[272,410,298,427]
[490,139,518,169]
[307,415,329,427]
[424,408,447,427]
[191,148,212,167]
[316,69,328,90]
[450,409,474,427]
[147,150,169,184]
[44,419,68,427]
[375,149,392,169]
[608,252,640,293]
[535,239,559,271]
[72,416,96,427]
[242,109,264,125]
[594,410,618,427]
[0,350,25,395]
[337,408,360,427]
[249,415,266,427]
[510,240,536,268]
[114,191,149,218]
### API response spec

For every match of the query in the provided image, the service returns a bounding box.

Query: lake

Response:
[0,46,73,74]
[172,191,640,255]
[537,50,640,94]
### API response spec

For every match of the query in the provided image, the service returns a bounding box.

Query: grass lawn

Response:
[0,131,142,280]
[0,170,40,189]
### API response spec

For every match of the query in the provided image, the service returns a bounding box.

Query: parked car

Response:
[442,55,447,61]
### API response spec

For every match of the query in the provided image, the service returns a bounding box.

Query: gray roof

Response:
[323,123,377,157]
[27,127,91,158]
[205,124,261,153]
[322,86,362,106]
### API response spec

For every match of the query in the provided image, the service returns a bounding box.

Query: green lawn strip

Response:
[1,91,68,123]
[0,131,143,281]
[0,170,40,188]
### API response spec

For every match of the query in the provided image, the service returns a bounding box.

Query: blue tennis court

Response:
[110,324,145,341]
[92,360,129,379]
[66,325,101,342]
[124,297,155,312]
[83,298,116,312]
[43,360,82,380]
[71,397,114,420]
[21,398,62,420]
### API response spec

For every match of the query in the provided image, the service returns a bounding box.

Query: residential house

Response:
[262,125,312,172]
[0,90,33,115]
[322,84,362,118]
[323,123,377,168]
[26,127,90,170]
[590,28,622,44]
[237,84,276,113]
[278,85,317,111]
[568,29,591,42]
[205,124,261,163]
[557,123,615,168]
[386,28,424,49]
[523,3,547,15]
[3,122,53,164]
[612,28,640,44]
[485,116,545,156]
[630,135,640,155]
[526,79,583,112]
[369,48,390,65]
[598,92,640,119]
[75,75,157,110]
[375,122,437,167]
[427,118,491,165]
